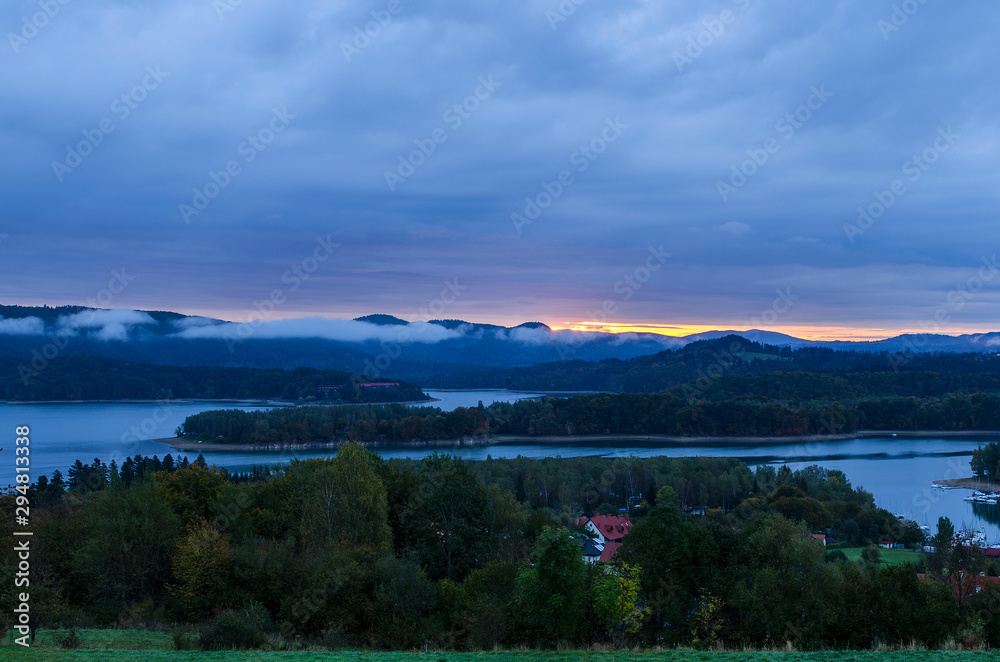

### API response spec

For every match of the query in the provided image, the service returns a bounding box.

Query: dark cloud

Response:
[2,0,998,336]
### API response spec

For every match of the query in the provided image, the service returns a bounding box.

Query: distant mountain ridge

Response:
[423,335,1000,393]
[0,305,997,378]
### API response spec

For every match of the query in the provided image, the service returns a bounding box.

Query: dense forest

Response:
[181,404,489,445]
[1,355,428,404]
[180,389,1000,445]
[484,391,1000,437]
[2,450,995,650]
[424,335,1000,392]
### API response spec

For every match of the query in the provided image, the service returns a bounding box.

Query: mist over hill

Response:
[0,305,998,381]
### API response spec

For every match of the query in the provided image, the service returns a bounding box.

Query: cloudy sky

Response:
[3,0,998,340]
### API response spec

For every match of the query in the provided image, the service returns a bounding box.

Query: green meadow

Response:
[3,630,998,662]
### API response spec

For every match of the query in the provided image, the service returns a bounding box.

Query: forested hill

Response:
[423,335,1000,392]
[0,355,429,403]
[182,390,1000,445]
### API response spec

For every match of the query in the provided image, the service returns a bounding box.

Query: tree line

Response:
[3,450,999,650]
[0,354,427,404]
[486,392,1000,436]
[424,335,1000,393]
[180,390,1000,446]
[180,404,489,445]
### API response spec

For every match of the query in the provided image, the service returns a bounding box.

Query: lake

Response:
[1,391,997,541]
[0,390,542,488]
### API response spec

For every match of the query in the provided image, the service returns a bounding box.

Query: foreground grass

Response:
[4,649,1000,662]
[839,547,924,566]
[3,631,1000,661]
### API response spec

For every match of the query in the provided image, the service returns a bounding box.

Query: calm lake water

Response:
[1,390,997,541]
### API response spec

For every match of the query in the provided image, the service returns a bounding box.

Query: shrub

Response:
[55,629,81,649]
[172,628,198,650]
[825,549,848,563]
[199,601,273,650]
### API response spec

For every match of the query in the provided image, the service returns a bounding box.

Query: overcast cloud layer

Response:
[2,0,999,338]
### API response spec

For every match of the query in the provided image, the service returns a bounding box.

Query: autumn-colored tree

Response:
[689,593,724,650]
[169,521,234,619]
[592,562,647,647]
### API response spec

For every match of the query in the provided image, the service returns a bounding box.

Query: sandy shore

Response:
[152,429,1000,453]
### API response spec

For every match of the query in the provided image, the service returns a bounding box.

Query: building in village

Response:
[575,514,632,564]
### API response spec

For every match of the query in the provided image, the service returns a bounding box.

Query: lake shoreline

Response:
[934,477,1000,492]
[153,435,496,453]
[0,398,293,406]
[0,397,438,407]
[152,429,1000,453]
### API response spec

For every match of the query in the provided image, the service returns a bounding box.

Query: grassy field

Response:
[3,630,999,661]
[839,547,924,566]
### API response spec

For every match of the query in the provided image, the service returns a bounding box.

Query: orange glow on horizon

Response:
[167,308,994,344]
[548,322,993,343]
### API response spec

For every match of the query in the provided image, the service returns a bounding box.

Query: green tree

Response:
[860,544,882,576]
[299,443,392,553]
[459,561,519,649]
[592,563,647,647]
[928,516,955,575]
[74,479,181,619]
[515,527,587,645]
[689,594,724,650]
[727,513,825,647]
[403,454,524,581]
[157,463,227,526]
[616,500,696,644]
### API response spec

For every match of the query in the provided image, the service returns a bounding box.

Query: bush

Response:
[199,601,273,650]
[54,629,81,649]
[825,549,848,563]
[172,628,198,650]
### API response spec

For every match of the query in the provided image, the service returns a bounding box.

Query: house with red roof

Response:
[575,514,632,563]
[577,514,632,545]
[599,541,622,564]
